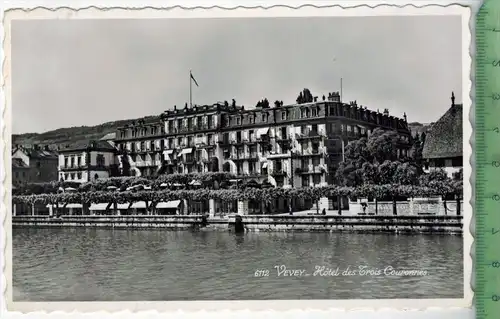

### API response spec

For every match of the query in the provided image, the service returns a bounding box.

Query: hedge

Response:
[13,182,462,206]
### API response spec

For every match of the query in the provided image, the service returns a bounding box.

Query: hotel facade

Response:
[113,92,412,214]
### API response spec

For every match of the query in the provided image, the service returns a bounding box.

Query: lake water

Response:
[13,228,463,301]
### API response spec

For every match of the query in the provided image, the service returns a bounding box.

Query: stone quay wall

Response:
[229,215,463,234]
[12,214,463,234]
[348,197,463,216]
[12,215,201,230]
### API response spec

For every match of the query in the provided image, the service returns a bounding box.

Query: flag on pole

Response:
[190,72,199,87]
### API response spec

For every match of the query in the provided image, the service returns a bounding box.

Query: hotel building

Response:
[113,92,411,214]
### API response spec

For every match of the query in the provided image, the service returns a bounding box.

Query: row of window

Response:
[62,154,106,167]
[120,125,164,139]
[167,115,215,134]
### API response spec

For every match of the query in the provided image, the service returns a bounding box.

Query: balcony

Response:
[271,169,286,177]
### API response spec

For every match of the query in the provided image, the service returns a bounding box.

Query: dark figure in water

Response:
[200,214,208,227]
[234,215,245,233]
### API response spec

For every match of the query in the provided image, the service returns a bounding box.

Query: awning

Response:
[65,203,83,209]
[256,127,269,137]
[131,202,148,209]
[262,162,268,168]
[179,148,193,155]
[156,200,182,209]
[117,203,130,210]
[89,203,109,211]
[163,150,174,160]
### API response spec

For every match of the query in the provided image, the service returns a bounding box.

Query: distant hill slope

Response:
[14,117,434,150]
[12,115,160,149]
[408,122,433,137]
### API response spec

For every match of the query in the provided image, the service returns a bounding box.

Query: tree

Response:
[296,92,304,104]
[410,133,424,173]
[301,88,313,103]
[365,128,399,163]
[392,162,418,185]
[274,100,281,108]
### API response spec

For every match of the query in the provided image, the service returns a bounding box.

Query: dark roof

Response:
[12,146,58,159]
[12,158,29,168]
[422,104,463,159]
[59,140,116,152]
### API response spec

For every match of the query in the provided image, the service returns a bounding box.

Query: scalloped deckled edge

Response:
[0,1,477,315]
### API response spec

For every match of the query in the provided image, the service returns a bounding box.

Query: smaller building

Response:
[11,145,59,185]
[58,140,117,183]
[422,92,463,178]
[12,158,31,186]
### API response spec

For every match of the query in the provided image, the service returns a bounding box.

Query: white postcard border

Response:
[1,1,475,315]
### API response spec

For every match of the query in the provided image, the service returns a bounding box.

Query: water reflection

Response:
[13,228,463,301]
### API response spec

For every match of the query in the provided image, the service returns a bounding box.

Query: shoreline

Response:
[12,214,463,234]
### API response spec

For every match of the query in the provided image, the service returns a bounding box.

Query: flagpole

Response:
[340,77,343,103]
[189,70,192,108]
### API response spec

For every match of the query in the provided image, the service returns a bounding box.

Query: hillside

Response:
[13,117,434,150]
[12,115,160,149]
[408,122,433,137]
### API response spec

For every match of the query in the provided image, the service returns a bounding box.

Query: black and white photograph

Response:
[3,4,472,312]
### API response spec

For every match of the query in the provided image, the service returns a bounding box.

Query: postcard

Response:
[2,2,473,314]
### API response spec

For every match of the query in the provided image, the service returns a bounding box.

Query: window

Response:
[261,112,268,122]
[94,173,99,180]
[70,157,75,168]
[281,111,287,121]
[96,154,106,167]
[177,137,183,147]
[188,136,194,147]
[249,115,254,124]
[313,175,321,185]
[208,115,213,128]
[452,157,463,167]
[312,157,320,166]
[236,117,241,125]
[312,108,317,117]
[77,156,82,166]
[301,109,306,118]
[302,176,309,187]
[207,134,213,145]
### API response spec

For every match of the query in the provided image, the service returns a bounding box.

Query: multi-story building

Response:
[58,140,118,183]
[114,116,165,177]
[422,92,463,178]
[11,145,59,185]
[110,93,411,214]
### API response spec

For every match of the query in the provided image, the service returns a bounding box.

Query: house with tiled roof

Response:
[11,145,59,185]
[422,92,463,178]
[58,139,118,183]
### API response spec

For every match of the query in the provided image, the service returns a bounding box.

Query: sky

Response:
[11,16,462,134]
